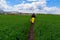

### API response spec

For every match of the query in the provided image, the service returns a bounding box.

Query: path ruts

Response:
[28,23,34,40]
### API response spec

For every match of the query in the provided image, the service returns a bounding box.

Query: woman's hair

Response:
[32,13,35,18]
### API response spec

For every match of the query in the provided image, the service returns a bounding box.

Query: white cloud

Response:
[13,0,46,13]
[0,0,8,9]
[27,0,37,2]
[0,0,12,11]
[0,0,60,14]
[43,7,60,14]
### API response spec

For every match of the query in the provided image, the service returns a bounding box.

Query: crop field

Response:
[34,14,60,40]
[0,15,31,40]
[0,14,60,40]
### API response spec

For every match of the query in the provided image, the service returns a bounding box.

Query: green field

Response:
[0,14,60,40]
[34,14,60,40]
[0,15,31,40]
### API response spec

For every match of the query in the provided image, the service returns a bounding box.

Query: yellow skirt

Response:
[31,17,35,23]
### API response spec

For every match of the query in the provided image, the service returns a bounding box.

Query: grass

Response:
[0,14,60,40]
[0,15,31,40]
[34,14,60,40]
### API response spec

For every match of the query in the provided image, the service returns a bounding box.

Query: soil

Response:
[28,23,34,40]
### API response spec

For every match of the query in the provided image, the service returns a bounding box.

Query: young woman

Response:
[31,13,36,24]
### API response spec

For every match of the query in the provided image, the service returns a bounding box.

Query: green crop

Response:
[34,14,60,40]
[0,14,60,40]
[0,15,31,40]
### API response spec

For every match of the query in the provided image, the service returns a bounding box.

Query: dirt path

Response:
[28,23,34,40]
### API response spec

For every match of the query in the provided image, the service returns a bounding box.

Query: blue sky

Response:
[6,0,21,6]
[0,0,60,14]
[6,0,31,6]
[46,0,60,7]
[6,0,60,7]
